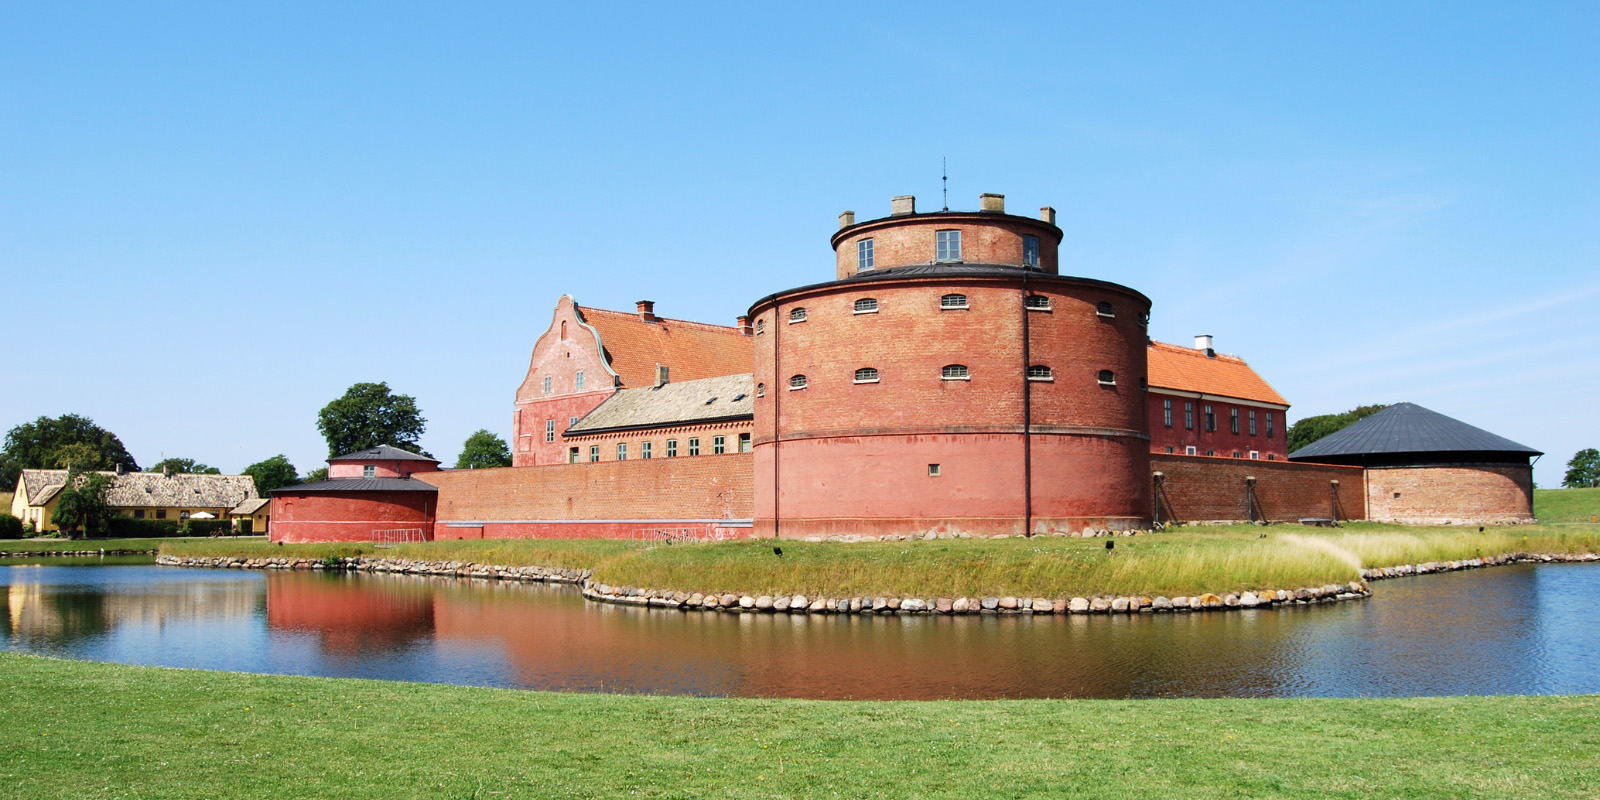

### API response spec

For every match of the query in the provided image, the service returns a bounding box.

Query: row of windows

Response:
[1160,399,1276,437]
[770,296,1132,329]
[540,370,588,396]
[782,367,1126,390]
[568,433,752,462]
[1162,445,1278,460]
[854,232,1043,270]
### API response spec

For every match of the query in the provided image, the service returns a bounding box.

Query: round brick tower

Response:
[748,193,1153,539]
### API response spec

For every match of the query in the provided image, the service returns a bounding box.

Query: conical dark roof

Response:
[328,444,437,463]
[1289,402,1539,461]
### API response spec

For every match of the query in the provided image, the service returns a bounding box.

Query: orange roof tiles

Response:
[1147,341,1288,407]
[577,306,753,389]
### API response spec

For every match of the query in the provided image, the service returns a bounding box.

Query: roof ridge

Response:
[1149,340,1248,363]
[577,305,744,334]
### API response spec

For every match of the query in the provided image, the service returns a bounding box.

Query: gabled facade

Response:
[511,296,753,466]
[1146,337,1290,461]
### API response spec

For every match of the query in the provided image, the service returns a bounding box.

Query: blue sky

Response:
[3,3,1596,488]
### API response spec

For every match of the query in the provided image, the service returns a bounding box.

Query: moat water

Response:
[4,559,1597,699]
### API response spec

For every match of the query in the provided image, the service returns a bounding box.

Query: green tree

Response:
[147,457,221,475]
[1,414,139,486]
[301,467,329,484]
[243,455,300,494]
[1287,404,1389,454]
[316,382,429,458]
[52,467,114,539]
[1564,448,1600,488]
[455,429,512,469]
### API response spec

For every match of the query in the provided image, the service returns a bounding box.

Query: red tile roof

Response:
[577,306,753,388]
[1147,341,1288,407]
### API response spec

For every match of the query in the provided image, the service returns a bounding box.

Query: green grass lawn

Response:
[2,536,264,553]
[162,523,1600,600]
[1,653,1595,799]
[1535,487,1600,523]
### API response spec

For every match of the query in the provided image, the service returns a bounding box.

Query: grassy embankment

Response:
[162,522,1600,600]
[1535,486,1600,523]
[2,653,1596,800]
[1,536,265,553]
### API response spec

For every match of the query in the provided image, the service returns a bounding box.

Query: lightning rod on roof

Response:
[942,157,948,211]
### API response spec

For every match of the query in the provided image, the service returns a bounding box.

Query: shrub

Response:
[180,519,234,537]
[0,513,23,540]
[106,517,181,538]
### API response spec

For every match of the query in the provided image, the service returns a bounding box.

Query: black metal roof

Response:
[272,477,438,494]
[1288,402,1540,461]
[747,263,1151,315]
[328,445,437,463]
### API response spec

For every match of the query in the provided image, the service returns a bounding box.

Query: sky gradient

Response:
[4,3,1596,488]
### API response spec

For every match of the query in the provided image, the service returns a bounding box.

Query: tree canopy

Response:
[1564,448,1600,488]
[243,455,300,494]
[1286,404,1389,454]
[52,466,114,538]
[301,467,329,484]
[315,382,429,458]
[147,457,220,475]
[1,414,139,487]
[455,430,512,469]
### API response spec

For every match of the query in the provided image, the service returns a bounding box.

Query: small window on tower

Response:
[854,367,879,384]
[936,230,962,262]
[756,319,765,335]
[853,298,879,314]
[756,383,765,397]
[1024,294,1051,311]
[789,308,807,323]
[940,293,968,310]
[1096,301,1115,318]
[789,374,808,390]
[941,364,970,381]
[858,238,874,270]
[1027,365,1053,381]
[1023,235,1040,267]
[1098,370,1116,386]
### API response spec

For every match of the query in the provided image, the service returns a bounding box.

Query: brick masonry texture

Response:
[833,212,1062,279]
[1150,454,1366,524]
[1365,464,1533,523]
[1147,393,1288,460]
[418,454,754,540]
[270,492,436,544]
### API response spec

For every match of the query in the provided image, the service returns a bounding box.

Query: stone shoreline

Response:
[154,550,1598,617]
[3,549,157,558]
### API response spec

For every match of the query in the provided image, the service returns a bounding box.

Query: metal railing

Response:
[372,528,426,547]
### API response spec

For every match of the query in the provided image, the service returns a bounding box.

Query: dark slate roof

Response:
[272,477,438,494]
[328,445,438,463]
[1289,402,1541,460]
[747,263,1150,314]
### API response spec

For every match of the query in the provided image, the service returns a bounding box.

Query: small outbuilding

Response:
[1288,402,1541,524]
[269,446,440,544]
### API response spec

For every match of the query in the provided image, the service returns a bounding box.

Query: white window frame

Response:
[1185,445,1197,456]
[858,238,874,270]
[936,229,962,262]
[1096,301,1116,319]
[853,298,879,315]
[575,371,585,391]
[941,364,970,381]
[362,465,376,478]
[542,376,552,394]
[789,374,808,390]
[789,307,807,323]
[854,367,879,384]
[1026,365,1053,382]
[1025,294,1051,311]
[1097,370,1116,386]
[545,419,555,442]
[940,294,968,310]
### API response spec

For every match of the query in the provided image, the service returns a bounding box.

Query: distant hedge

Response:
[0,513,23,540]
[182,519,234,537]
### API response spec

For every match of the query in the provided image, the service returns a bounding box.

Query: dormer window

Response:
[940,294,968,310]
[858,238,874,270]
[853,298,879,314]
[789,308,807,323]
[936,230,962,262]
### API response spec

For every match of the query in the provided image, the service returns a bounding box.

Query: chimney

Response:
[891,195,916,216]
[115,464,124,475]
[655,364,669,387]
[1195,334,1215,357]
[163,465,172,477]
[636,300,656,323]
[838,210,855,229]
[1040,206,1056,225]
[979,193,1005,213]
[736,315,752,335]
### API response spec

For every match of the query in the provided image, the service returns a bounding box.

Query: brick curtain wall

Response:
[1365,464,1533,523]
[419,454,754,526]
[1149,454,1366,524]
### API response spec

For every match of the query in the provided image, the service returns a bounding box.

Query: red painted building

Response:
[269,446,440,544]
[1146,337,1290,461]
[749,193,1153,538]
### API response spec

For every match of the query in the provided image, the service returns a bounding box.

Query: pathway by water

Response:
[4,560,1596,699]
